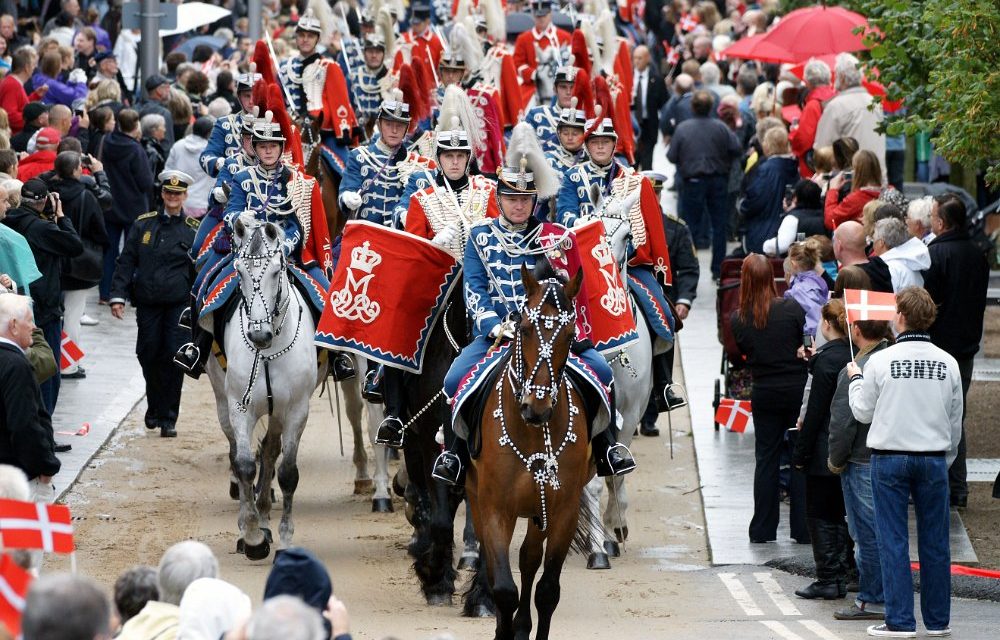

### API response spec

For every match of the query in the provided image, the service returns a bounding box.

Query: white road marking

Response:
[718,572,764,616]
[754,572,802,616]
[799,619,843,640]
[759,620,806,639]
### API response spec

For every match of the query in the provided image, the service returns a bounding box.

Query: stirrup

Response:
[173,344,202,373]
[596,443,637,477]
[362,368,384,403]
[178,307,193,330]
[664,384,688,411]
[375,416,405,449]
[331,353,356,381]
[431,451,463,486]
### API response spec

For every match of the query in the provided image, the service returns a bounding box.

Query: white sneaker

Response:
[867,624,916,637]
[80,314,99,326]
[926,629,951,637]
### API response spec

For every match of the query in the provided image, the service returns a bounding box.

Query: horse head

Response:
[514,262,583,426]
[232,214,289,350]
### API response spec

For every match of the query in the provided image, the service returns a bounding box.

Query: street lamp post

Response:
[139,0,161,98]
[248,0,262,40]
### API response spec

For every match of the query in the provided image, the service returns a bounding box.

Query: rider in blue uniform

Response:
[524,63,578,155]
[342,33,390,133]
[200,69,261,178]
[431,155,638,485]
[544,97,587,182]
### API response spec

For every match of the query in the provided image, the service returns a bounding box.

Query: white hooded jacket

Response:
[164,134,212,215]
[881,236,931,292]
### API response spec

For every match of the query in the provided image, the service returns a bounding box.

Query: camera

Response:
[81,155,92,168]
[41,193,58,219]
[803,334,814,349]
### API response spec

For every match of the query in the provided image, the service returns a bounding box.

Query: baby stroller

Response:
[712,256,788,429]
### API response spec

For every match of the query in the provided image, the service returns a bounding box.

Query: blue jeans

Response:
[871,454,951,632]
[842,462,884,607]
[100,221,130,301]
[39,317,62,417]
[678,174,728,277]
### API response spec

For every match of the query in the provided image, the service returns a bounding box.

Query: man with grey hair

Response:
[906,196,935,244]
[790,58,836,178]
[661,73,696,139]
[140,113,168,198]
[701,61,734,99]
[248,596,326,640]
[871,217,930,291]
[118,540,218,640]
[813,53,886,174]
[22,573,112,640]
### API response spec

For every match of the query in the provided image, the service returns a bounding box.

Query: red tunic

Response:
[512,26,572,107]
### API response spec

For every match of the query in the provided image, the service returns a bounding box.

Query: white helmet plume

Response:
[505,122,561,199]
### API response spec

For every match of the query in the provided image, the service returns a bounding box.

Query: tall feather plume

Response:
[384,0,405,20]
[308,0,337,42]
[449,22,482,73]
[438,84,485,155]
[454,0,472,21]
[410,57,435,105]
[506,122,561,199]
[397,63,428,128]
[251,77,270,115]
[584,103,604,138]
[376,7,397,61]
[592,75,613,123]
[482,0,506,42]
[572,67,595,117]
[580,0,602,17]
[596,10,618,77]
[572,28,592,77]
[267,83,304,168]
[252,40,279,86]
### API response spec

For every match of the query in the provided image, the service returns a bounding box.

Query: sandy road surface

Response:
[47,364,709,639]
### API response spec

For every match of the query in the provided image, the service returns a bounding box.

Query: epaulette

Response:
[136,211,157,221]
[665,210,683,224]
[471,217,494,229]
[185,216,201,230]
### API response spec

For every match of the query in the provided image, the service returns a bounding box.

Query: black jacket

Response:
[828,338,890,468]
[47,178,109,290]
[1,207,83,325]
[10,123,39,153]
[40,168,113,212]
[634,69,668,143]
[857,257,894,294]
[663,214,699,307]
[792,337,852,475]
[785,206,827,239]
[110,210,197,307]
[731,298,808,392]
[0,342,61,480]
[923,229,989,360]
[667,115,742,179]
[102,131,153,225]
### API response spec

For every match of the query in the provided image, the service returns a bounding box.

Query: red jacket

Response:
[513,25,571,104]
[17,150,57,182]
[789,85,837,178]
[824,186,881,231]
[0,75,45,134]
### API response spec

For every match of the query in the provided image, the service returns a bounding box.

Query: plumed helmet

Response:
[251,110,286,144]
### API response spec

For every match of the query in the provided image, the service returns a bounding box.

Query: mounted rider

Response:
[555,113,675,351]
[398,2,445,71]
[342,27,392,133]
[278,8,326,119]
[512,0,571,107]
[431,123,637,485]
[545,96,588,182]
[339,93,436,228]
[174,109,335,376]
[374,114,501,449]
[525,62,579,155]
[199,68,262,178]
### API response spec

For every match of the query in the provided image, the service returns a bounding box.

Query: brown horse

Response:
[303,123,348,240]
[464,263,592,640]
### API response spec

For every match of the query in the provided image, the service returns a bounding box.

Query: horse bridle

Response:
[236,228,291,339]
[507,279,577,407]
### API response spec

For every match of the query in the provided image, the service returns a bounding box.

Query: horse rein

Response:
[506,280,576,406]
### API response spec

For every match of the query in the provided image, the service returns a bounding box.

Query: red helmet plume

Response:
[252,40,279,87]
[267,83,304,168]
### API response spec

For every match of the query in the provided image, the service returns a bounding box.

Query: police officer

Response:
[109,170,199,438]
[639,171,698,436]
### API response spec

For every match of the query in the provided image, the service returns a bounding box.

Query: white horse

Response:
[529,43,562,108]
[207,216,324,560]
[580,191,667,569]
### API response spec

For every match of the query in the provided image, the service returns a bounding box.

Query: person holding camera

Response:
[0,179,83,423]
[47,150,107,379]
[109,170,198,438]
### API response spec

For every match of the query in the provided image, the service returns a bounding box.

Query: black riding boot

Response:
[432,438,469,487]
[592,388,637,477]
[174,330,212,379]
[795,519,845,600]
[331,353,356,381]
[375,367,406,449]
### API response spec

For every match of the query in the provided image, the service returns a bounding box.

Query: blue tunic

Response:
[200,113,243,177]
[555,159,616,227]
[340,139,434,227]
[525,100,561,155]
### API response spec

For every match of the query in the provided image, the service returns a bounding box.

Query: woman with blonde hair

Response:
[741,126,800,253]
[85,78,123,112]
[824,149,882,231]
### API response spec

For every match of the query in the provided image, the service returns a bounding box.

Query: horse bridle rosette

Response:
[508,280,576,406]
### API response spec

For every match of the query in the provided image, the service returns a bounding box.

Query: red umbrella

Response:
[722,33,797,64]
[787,54,903,113]
[761,5,871,61]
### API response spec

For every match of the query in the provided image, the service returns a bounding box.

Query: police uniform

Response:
[199,71,262,177]
[110,171,198,437]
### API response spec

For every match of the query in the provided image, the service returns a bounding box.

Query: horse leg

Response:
[422,473,460,605]
[483,516,518,640]
[604,474,630,546]
[341,367,372,494]
[231,408,268,559]
[254,423,282,546]
[276,403,308,551]
[534,511,576,640]
[368,409,393,512]
[512,523,545,640]
[459,500,480,570]
[462,488,495,619]
[584,475,612,568]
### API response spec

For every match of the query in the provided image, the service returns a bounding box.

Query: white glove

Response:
[431,222,460,247]
[572,215,593,229]
[212,186,228,204]
[489,321,515,341]
[68,68,87,84]
[342,191,362,210]
[215,157,226,171]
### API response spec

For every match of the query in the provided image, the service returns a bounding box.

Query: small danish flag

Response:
[844,289,897,323]
[0,553,31,636]
[0,499,75,554]
[666,46,681,66]
[59,332,84,371]
[678,13,700,34]
[715,398,752,433]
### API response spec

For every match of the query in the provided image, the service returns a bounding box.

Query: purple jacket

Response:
[783,270,829,337]
[31,71,87,107]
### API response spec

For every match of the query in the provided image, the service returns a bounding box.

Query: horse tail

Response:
[571,480,604,556]
[461,554,496,618]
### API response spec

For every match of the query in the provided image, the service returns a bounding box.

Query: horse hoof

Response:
[614,526,629,543]
[236,538,244,553]
[604,540,621,558]
[472,605,494,618]
[261,528,273,544]
[244,539,270,561]
[372,498,393,513]
[457,554,478,571]
[354,478,374,495]
[426,593,453,606]
[587,552,611,570]
[229,481,239,500]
